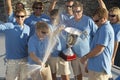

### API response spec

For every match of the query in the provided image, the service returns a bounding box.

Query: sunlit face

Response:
[73,6,83,21]
[109,12,118,24]
[15,12,26,25]
[33,5,43,16]
[36,30,48,40]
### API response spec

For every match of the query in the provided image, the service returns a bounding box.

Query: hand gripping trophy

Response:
[59,27,82,61]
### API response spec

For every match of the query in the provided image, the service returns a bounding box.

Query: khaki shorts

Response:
[6,58,28,80]
[71,57,87,76]
[47,57,59,73]
[88,70,110,80]
[57,57,71,75]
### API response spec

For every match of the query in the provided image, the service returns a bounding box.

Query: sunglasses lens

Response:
[16,15,25,18]
[41,31,48,35]
[35,7,42,10]
[109,14,116,17]
[66,5,72,8]
[94,20,99,23]
[73,10,81,13]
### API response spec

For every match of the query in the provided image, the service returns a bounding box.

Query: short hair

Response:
[109,7,120,23]
[35,21,50,33]
[73,1,83,10]
[93,7,108,19]
[14,9,27,16]
[65,0,74,2]
[32,1,43,9]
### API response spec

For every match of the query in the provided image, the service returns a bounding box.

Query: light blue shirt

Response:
[25,13,50,36]
[0,22,30,59]
[112,23,120,42]
[28,34,49,64]
[88,21,114,75]
[60,11,74,24]
[63,15,98,57]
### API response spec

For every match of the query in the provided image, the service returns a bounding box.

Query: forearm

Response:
[85,45,105,59]
[49,0,57,12]
[6,0,13,15]
[112,42,119,60]
[98,0,107,10]
[30,53,42,65]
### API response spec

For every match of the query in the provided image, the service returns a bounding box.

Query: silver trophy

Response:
[59,27,82,61]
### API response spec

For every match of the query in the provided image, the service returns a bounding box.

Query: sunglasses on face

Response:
[15,15,25,18]
[94,19,100,23]
[41,31,48,35]
[73,10,81,13]
[34,7,43,10]
[109,14,116,17]
[66,5,73,8]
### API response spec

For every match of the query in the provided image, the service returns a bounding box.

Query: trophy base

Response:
[59,52,76,61]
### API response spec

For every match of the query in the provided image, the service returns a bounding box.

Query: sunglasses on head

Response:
[73,10,81,13]
[15,15,25,18]
[34,7,43,10]
[109,14,116,17]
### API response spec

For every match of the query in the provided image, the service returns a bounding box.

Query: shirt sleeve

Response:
[28,36,36,54]
[97,28,110,46]
[0,23,13,31]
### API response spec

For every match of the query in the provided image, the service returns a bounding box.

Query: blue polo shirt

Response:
[25,13,50,36]
[64,15,98,57]
[28,34,49,64]
[112,23,120,42]
[0,22,30,59]
[88,21,114,75]
[60,11,74,24]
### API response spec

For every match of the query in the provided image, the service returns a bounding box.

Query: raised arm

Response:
[6,0,13,16]
[49,0,57,13]
[98,0,107,10]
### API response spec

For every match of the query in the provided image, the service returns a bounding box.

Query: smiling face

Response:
[72,1,83,21]
[32,1,44,16]
[108,7,120,24]
[73,6,83,21]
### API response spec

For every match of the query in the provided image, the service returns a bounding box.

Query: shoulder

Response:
[28,34,37,43]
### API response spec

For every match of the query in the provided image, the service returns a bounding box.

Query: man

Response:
[62,1,98,80]
[80,7,114,80]
[24,1,50,36]
[6,0,25,22]
[0,9,30,80]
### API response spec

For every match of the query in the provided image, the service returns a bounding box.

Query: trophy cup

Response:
[59,27,82,61]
